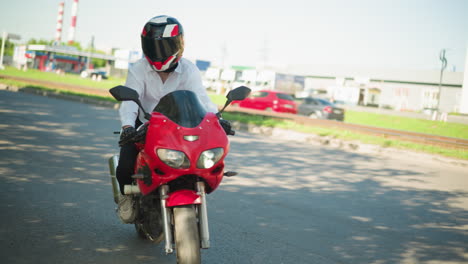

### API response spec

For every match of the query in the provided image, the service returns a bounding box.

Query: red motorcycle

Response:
[108,85,250,264]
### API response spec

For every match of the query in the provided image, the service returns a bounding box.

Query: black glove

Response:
[219,119,234,135]
[119,126,136,146]
[133,124,148,143]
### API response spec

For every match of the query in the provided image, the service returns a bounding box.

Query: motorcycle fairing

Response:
[135,112,229,195]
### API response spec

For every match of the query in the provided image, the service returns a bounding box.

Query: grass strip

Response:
[0,67,125,90]
[346,110,468,139]
[0,78,117,103]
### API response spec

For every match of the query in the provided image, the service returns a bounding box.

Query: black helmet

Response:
[141,15,184,72]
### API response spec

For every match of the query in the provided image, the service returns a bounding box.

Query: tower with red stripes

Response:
[67,0,79,45]
[55,2,65,43]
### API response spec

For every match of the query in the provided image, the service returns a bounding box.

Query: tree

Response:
[87,49,108,68]
[27,39,54,45]
[67,41,83,51]
[0,37,16,56]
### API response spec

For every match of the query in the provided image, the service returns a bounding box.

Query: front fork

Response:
[159,185,174,254]
[196,181,210,249]
[159,181,211,255]
[109,155,211,253]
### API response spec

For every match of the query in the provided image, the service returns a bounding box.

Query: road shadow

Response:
[0,90,176,263]
[209,131,468,264]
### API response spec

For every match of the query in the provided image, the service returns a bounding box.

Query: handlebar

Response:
[118,124,148,146]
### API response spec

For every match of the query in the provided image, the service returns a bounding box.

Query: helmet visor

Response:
[142,36,182,62]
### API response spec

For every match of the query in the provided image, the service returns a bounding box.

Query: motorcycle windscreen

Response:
[153,90,207,128]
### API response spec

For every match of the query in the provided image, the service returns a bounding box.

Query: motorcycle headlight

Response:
[157,149,190,169]
[197,148,224,169]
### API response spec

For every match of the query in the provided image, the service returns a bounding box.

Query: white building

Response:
[460,46,468,114]
[286,65,464,113]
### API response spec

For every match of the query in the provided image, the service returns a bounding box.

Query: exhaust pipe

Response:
[108,155,120,204]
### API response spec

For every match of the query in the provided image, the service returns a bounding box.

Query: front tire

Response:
[135,223,149,240]
[174,205,201,264]
[133,196,164,243]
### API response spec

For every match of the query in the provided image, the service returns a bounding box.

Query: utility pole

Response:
[220,42,228,68]
[0,31,7,69]
[86,35,94,71]
[258,37,269,70]
[437,49,448,112]
[0,31,21,70]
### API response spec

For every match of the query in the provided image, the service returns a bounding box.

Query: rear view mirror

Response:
[109,85,151,120]
[217,86,251,117]
[227,86,251,101]
[109,85,139,101]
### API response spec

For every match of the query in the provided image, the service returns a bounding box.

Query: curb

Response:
[2,83,467,167]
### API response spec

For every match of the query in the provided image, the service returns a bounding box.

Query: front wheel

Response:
[174,205,201,264]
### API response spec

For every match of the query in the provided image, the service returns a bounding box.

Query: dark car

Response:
[90,71,108,80]
[232,90,297,114]
[297,97,345,121]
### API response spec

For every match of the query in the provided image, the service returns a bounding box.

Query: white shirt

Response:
[119,58,218,127]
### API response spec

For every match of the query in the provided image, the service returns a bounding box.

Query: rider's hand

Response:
[119,126,136,146]
[133,124,148,143]
[219,119,234,135]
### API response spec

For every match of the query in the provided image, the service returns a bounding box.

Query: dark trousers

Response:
[116,119,142,195]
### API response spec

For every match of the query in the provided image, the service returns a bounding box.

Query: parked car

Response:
[297,97,345,121]
[232,90,297,114]
[90,71,108,80]
[80,70,108,80]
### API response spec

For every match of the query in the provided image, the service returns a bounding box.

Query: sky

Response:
[1,0,468,73]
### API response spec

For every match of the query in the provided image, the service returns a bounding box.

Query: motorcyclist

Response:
[116,15,232,223]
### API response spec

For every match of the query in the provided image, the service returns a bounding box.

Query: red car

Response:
[232,90,297,114]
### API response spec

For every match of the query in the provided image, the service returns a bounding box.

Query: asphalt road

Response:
[1,89,467,264]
